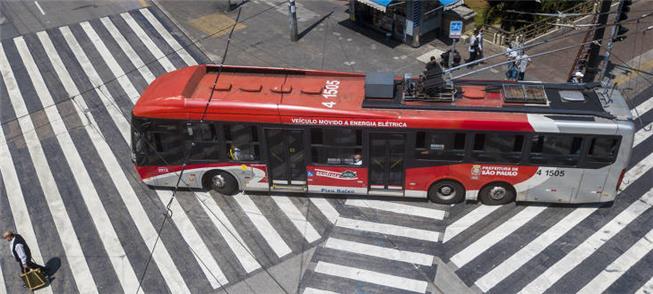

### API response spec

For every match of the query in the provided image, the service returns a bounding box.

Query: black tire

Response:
[479,182,516,205]
[428,180,465,204]
[204,171,239,196]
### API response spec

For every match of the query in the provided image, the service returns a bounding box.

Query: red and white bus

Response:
[131,65,634,205]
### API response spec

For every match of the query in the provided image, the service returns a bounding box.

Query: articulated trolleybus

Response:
[131,65,634,205]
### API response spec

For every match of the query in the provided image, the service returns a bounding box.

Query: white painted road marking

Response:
[121,12,176,72]
[346,199,445,220]
[139,8,198,66]
[336,217,440,242]
[100,17,156,83]
[443,205,500,243]
[325,238,434,266]
[309,197,339,224]
[272,196,321,243]
[314,261,428,293]
[34,1,45,15]
[451,206,548,268]
[234,193,292,258]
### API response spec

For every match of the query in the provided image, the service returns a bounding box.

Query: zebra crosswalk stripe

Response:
[521,188,653,293]
[474,207,596,292]
[42,27,191,292]
[139,8,198,66]
[303,287,340,294]
[18,35,141,292]
[443,205,500,243]
[324,238,434,266]
[99,17,156,84]
[309,197,339,224]
[271,196,321,243]
[121,12,176,72]
[195,192,261,273]
[345,199,445,220]
[632,96,653,119]
[0,42,98,294]
[578,227,653,294]
[637,275,653,294]
[450,206,547,268]
[336,217,439,242]
[233,193,292,258]
[314,261,428,293]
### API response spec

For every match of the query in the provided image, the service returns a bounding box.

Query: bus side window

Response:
[415,131,465,161]
[586,136,619,163]
[224,124,260,161]
[190,123,222,161]
[471,133,524,163]
[311,128,362,165]
[529,135,582,166]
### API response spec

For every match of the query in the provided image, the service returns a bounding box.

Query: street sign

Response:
[449,20,463,39]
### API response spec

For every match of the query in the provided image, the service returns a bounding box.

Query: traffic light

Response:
[613,0,632,42]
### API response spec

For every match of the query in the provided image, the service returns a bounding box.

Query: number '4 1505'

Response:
[537,169,565,177]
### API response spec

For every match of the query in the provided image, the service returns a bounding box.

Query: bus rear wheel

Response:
[204,171,239,196]
[428,180,465,204]
[479,182,515,205]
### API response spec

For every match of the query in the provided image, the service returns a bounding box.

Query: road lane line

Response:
[196,192,261,273]
[336,217,439,242]
[309,197,339,224]
[325,238,433,266]
[100,17,156,83]
[79,21,141,102]
[303,287,340,294]
[233,193,292,258]
[121,12,176,72]
[55,29,191,292]
[271,196,321,243]
[578,228,653,294]
[520,188,653,294]
[474,207,596,292]
[314,261,428,293]
[34,1,45,15]
[443,205,500,243]
[1,42,98,294]
[450,206,548,268]
[24,34,140,292]
[346,199,445,220]
[139,8,198,66]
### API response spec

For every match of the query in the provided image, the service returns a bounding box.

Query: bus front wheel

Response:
[204,171,239,196]
[479,182,515,205]
[428,180,465,204]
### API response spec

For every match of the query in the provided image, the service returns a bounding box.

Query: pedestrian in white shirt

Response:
[476,28,485,61]
[467,33,478,65]
[3,231,48,275]
[516,53,532,81]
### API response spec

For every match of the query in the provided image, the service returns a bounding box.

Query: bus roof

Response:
[132,64,626,131]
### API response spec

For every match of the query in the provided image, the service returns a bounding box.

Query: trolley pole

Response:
[289,0,298,41]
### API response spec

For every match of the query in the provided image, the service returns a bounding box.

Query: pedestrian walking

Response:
[476,28,485,61]
[3,231,48,275]
[571,71,585,83]
[467,32,478,65]
[516,53,532,81]
[505,43,519,80]
[426,56,439,71]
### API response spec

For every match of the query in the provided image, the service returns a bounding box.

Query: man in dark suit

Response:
[3,231,48,275]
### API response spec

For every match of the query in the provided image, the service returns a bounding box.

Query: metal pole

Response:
[584,0,612,82]
[289,0,298,41]
[600,0,625,80]
[449,39,456,68]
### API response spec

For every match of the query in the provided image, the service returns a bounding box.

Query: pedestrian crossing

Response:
[0,6,339,293]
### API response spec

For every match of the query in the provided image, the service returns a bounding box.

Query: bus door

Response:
[368,133,405,196]
[265,129,307,190]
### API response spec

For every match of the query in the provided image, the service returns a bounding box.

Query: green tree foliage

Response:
[484,0,586,31]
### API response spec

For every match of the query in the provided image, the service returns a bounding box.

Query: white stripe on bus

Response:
[233,193,292,258]
[309,197,340,224]
[271,196,321,243]
[139,8,198,66]
[120,12,176,72]
[578,227,653,294]
[1,42,98,294]
[79,21,141,102]
[99,17,156,83]
[450,206,547,268]
[346,199,445,220]
[336,217,439,242]
[520,188,653,293]
[57,28,191,292]
[23,34,141,292]
[443,205,500,243]
[59,26,132,145]
[324,238,434,266]
[313,261,428,293]
[475,207,596,292]
[195,192,261,273]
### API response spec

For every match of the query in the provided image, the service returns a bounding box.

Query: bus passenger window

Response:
[416,132,465,161]
[311,128,362,165]
[471,133,524,163]
[224,125,260,161]
[529,135,582,166]
[587,136,619,163]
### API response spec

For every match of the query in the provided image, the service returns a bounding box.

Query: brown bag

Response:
[20,268,47,290]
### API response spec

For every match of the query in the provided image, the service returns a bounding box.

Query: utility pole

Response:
[583,0,612,82]
[601,0,632,79]
[289,0,298,41]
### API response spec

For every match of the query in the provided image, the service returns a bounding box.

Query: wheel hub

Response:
[489,186,507,200]
[439,186,453,195]
[212,174,226,188]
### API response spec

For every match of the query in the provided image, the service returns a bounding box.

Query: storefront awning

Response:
[357,0,393,13]
[439,0,460,6]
